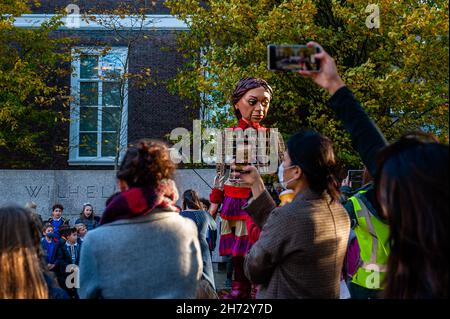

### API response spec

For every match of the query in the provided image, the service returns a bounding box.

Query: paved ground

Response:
[213,262,231,294]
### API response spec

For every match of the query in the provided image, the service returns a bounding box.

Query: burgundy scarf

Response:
[100,179,179,225]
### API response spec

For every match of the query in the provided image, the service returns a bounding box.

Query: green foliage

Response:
[166,0,449,169]
[0,1,71,167]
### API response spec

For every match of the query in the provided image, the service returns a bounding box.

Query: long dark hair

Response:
[182,189,203,211]
[117,139,176,188]
[231,77,273,119]
[80,203,95,220]
[287,129,340,202]
[0,205,48,298]
[375,132,449,299]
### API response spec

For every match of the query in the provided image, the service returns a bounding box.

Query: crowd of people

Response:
[0,42,448,299]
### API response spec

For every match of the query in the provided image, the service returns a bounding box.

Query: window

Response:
[69,47,128,165]
[199,49,233,127]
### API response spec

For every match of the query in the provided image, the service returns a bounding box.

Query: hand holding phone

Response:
[233,164,248,173]
[295,41,346,95]
[347,169,364,189]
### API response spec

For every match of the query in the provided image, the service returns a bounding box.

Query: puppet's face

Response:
[235,87,271,123]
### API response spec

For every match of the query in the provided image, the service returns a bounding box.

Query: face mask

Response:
[278,163,298,190]
[46,232,54,238]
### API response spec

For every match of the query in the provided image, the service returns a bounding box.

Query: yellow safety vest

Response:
[350,190,390,290]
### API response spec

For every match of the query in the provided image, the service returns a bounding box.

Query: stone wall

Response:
[0,168,226,261]
[0,169,216,220]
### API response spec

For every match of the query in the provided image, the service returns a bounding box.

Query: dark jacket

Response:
[75,216,100,231]
[243,189,350,299]
[180,209,217,290]
[329,87,390,299]
[44,272,70,299]
[328,86,388,178]
[54,239,82,274]
[53,239,82,298]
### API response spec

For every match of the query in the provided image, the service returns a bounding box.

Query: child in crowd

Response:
[54,227,81,299]
[41,223,58,271]
[75,223,87,243]
[180,190,218,298]
[75,203,100,231]
[47,204,70,240]
[200,198,218,257]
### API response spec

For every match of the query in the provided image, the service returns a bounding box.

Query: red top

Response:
[209,118,267,205]
[235,118,266,130]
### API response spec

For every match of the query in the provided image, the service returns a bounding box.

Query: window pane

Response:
[102,107,121,131]
[101,53,125,79]
[80,82,98,106]
[103,82,121,106]
[102,133,117,157]
[80,55,98,79]
[79,133,97,157]
[80,107,98,131]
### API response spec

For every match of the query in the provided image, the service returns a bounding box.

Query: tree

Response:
[166,0,449,169]
[0,0,71,168]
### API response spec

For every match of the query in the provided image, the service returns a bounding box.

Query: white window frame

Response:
[69,47,128,165]
[13,14,188,31]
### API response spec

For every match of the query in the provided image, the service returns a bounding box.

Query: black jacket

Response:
[54,239,82,275]
[328,86,388,178]
[328,87,388,215]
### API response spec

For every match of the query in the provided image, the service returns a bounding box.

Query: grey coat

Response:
[244,189,350,299]
[78,209,202,299]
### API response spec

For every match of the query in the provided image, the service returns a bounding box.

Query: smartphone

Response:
[347,169,364,189]
[267,44,321,72]
[234,163,254,174]
[228,163,250,183]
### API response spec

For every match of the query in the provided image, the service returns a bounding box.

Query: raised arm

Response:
[327,87,388,176]
[299,42,388,177]
[209,162,226,219]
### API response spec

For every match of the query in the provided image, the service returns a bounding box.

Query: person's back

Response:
[298,43,448,298]
[342,183,389,299]
[78,139,203,299]
[79,209,201,299]
[245,189,350,298]
[242,129,351,298]
[180,209,217,290]
[293,193,350,298]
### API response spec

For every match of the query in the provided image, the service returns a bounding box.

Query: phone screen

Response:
[267,44,320,72]
[347,170,364,189]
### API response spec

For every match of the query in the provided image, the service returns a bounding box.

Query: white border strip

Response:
[13,14,189,30]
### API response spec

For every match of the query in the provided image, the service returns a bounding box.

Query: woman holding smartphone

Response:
[299,42,448,299]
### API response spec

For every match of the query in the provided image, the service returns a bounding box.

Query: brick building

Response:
[10,0,196,169]
[0,1,220,225]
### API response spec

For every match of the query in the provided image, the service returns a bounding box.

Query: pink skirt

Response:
[219,195,252,257]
